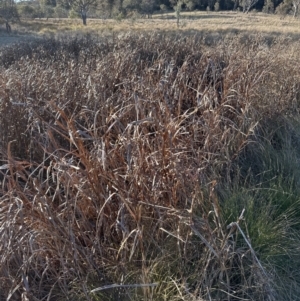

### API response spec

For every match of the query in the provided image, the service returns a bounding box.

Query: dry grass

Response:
[9,11,300,38]
[1,33,300,300]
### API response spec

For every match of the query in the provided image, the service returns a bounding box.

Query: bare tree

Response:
[66,0,97,25]
[242,0,259,12]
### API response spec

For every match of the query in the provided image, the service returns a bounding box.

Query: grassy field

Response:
[3,11,300,37]
[1,13,300,301]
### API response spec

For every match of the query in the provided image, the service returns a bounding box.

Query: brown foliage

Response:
[0,33,299,300]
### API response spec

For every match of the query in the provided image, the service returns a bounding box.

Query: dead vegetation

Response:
[1,33,300,300]
[9,11,300,38]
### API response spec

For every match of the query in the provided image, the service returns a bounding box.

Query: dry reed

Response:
[0,32,300,300]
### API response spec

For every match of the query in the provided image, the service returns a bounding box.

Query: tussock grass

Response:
[1,33,300,300]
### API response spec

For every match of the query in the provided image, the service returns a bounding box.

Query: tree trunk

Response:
[242,0,247,12]
[233,0,239,10]
[119,0,124,13]
[293,3,298,17]
[81,11,87,25]
[5,21,11,34]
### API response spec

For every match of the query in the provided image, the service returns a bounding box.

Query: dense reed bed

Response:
[1,33,300,300]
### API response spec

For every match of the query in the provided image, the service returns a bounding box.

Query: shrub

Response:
[18,4,38,19]
[69,8,80,18]
[54,5,69,18]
